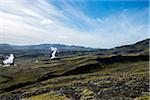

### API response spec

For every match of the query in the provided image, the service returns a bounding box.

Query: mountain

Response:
[109,39,149,55]
[86,38,149,56]
[0,43,94,51]
[0,38,149,57]
[0,43,94,57]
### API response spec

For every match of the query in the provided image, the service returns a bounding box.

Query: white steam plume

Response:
[50,47,57,59]
[3,54,15,66]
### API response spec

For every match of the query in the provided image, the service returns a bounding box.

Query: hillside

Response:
[0,39,149,100]
[109,39,149,55]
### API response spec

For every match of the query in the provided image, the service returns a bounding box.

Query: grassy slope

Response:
[0,54,148,90]
[25,61,149,100]
[0,54,149,100]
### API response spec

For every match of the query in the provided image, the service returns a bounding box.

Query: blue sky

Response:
[0,0,149,48]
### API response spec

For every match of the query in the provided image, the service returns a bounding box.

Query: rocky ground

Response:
[0,61,149,100]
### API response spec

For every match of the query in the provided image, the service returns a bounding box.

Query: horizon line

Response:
[0,38,149,49]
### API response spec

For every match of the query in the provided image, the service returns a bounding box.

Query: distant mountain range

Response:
[0,43,94,57]
[0,39,149,57]
[0,43,93,51]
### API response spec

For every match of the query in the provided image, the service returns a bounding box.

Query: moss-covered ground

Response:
[0,54,149,100]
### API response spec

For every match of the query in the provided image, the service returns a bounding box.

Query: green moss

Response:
[82,88,94,96]
[0,76,9,83]
[0,54,149,100]
[22,91,68,100]
[136,96,150,100]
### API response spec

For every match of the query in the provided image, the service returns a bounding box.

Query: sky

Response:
[0,0,149,48]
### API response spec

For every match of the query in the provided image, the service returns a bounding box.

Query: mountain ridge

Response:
[0,38,149,57]
[0,38,149,50]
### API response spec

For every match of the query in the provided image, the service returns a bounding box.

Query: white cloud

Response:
[41,19,53,25]
[0,0,148,48]
[21,8,43,18]
[97,18,104,24]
